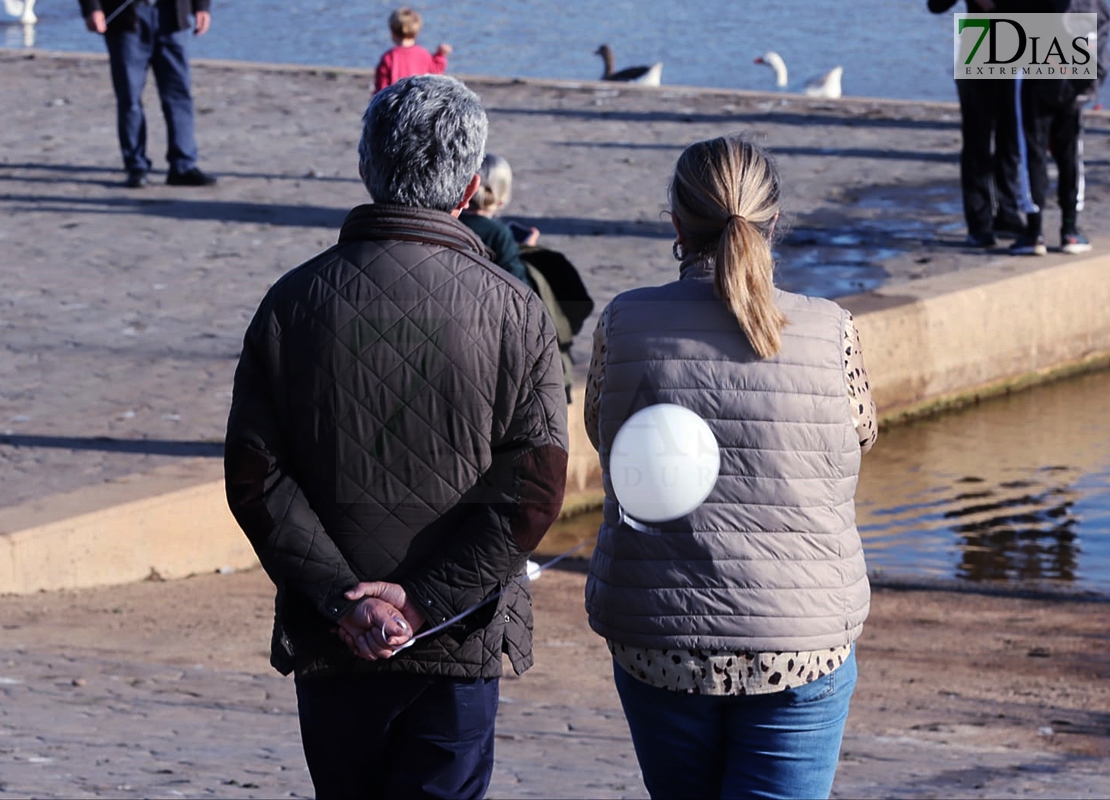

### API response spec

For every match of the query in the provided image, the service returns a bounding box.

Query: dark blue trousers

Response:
[104,2,198,174]
[294,671,499,800]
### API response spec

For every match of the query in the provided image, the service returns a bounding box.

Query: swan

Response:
[3,0,36,24]
[754,51,788,87]
[595,44,663,87]
[754,51,842,99]
[805,66,843,99]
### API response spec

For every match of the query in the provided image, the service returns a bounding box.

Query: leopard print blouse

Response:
[608,641,854,696]
[584,301,876,695]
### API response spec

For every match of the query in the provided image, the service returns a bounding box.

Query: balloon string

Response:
[392,537,596,652]
[618,505,660,534]
[104,0,140,25]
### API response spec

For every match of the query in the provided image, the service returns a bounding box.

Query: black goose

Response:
[595,44,663,86]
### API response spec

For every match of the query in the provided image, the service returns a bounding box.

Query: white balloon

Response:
[609,404,720,524]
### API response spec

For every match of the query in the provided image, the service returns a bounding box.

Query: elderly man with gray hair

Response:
[224,75,569,799]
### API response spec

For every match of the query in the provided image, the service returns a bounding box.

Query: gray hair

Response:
[468,153,514,212]
[358,75,488,211]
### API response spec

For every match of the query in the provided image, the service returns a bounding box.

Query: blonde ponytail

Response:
[715,215,785,358]
[669,136,786,358]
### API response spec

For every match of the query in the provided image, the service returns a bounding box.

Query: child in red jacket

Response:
[373,7,451,94]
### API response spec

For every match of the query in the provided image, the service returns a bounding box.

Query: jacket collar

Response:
[338,203,488,257]
[679,257,714,282]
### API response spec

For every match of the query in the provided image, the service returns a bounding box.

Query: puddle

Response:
[771,179,969,298]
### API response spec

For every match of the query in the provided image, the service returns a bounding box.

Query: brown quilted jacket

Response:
[225,204,569,679]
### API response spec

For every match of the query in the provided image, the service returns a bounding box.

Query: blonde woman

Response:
[583,135,877,799]
[459,153,537,284]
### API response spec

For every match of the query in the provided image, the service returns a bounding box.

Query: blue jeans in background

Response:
[613,648,858,799]
[104,2,198,174]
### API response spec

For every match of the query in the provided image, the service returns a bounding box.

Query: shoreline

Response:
[0,46,989,110]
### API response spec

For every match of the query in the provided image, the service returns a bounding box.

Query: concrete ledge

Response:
[3,252,1109,594]
[843,249,1110,420]
[0,460,257,594]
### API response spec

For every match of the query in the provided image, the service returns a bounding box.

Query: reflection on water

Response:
[857,368,1110,591]
[540,369,1110,593]
[946,471,1081,583]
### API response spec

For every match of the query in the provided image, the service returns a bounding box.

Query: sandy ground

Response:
[1,565,1108,798]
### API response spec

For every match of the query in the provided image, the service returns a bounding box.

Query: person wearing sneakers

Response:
[1011,0,1108,256]
[928,0,1027,248]
[79,0,218,189]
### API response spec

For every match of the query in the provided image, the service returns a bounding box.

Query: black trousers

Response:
[955,79,1022,236]
[295,672,499,800]
[1019,79,1083,236]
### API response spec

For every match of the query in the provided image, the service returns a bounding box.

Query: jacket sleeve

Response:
[1097,0,1109,88]
[224,309,362,625]
[400,292,569,629]
[583,303,611,453]
[485,220,531,284]
[374,52,392,93]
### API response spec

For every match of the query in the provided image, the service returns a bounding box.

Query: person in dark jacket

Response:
[79,0,217,188]
[1010,0,1108,255]
[224,75,569,799]
[459,153,535,285]
[929,0,1026,246]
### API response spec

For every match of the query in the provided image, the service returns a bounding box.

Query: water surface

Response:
[10,0,1105,105]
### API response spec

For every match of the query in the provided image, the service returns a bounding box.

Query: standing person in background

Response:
[1010,0,1108,255]
[79,0,218,188]
[929,0,1025,247]
[460,153,594,405]
[224,75,569,799]
[583,135,876,799]
[373,6,451,94]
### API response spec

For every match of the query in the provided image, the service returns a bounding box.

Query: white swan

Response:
[595,44,663,87]
[754,51,788,87]
[805,66,843,99]
[4,0,36,24]
[754,51,842,99]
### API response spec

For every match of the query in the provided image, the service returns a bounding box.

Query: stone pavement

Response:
[1,568,1108,799]
[4,50,1109,511]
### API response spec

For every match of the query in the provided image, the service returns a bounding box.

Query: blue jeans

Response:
[613,648,857,799]
[104,2,198,173]
[294,671,499,800]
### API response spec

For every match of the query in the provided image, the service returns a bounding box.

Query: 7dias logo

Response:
[954,13,1097,78]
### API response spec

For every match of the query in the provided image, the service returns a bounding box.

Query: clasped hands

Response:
[336,581,427,662]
